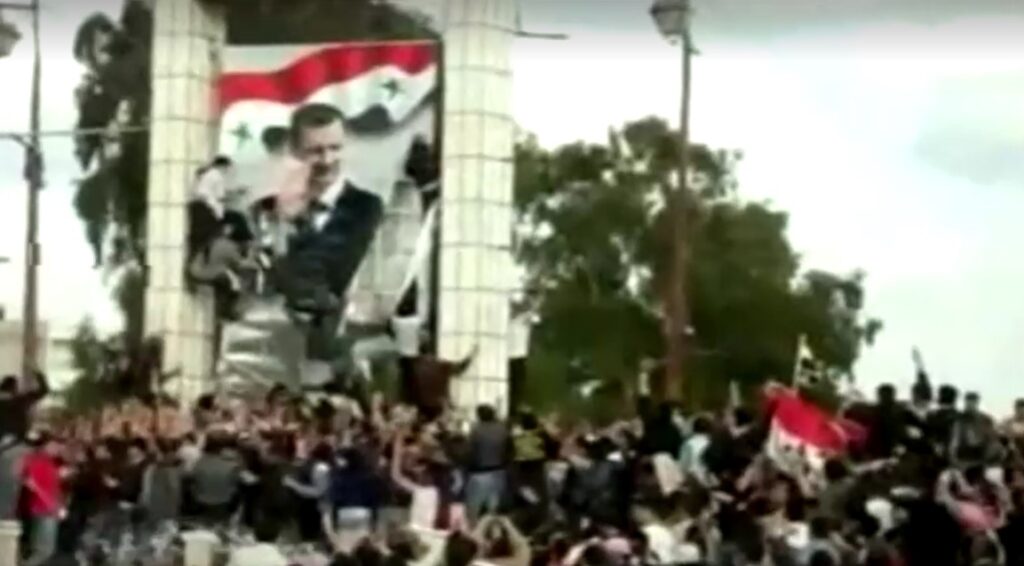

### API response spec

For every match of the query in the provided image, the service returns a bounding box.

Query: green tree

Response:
[66,0,436,408]
[227,0,438,45]
[515,117,880,413]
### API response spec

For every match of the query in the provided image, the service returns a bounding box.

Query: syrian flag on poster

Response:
[763,384,866,474]
[216,41,438,199]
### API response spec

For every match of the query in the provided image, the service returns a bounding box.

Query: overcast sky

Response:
[0,0,1021,411]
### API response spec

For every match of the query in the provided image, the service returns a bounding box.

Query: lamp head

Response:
[0,18,22,58]
[650,0,690,41]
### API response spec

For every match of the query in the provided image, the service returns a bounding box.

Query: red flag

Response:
[764,385,864,472]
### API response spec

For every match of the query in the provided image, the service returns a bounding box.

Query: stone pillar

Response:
[439,0,518,414]
[0,521,20,566]
[146,0,227,405]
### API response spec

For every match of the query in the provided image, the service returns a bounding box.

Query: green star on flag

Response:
[382,78,401,99]
[231,122,253,150]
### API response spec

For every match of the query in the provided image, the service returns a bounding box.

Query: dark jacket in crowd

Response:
[190,451,242,507]
[467,421,511,473]
[141,460,183,524]
[0,372,49,440]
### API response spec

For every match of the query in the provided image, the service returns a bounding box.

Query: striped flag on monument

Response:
[217,41,439,202]
[213,41,440,389]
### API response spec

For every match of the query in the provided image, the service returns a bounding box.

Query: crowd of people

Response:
[3,365,1024,565]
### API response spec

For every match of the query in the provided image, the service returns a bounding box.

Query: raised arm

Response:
[22,370,50,403]
[450,345,479,377]
[390,431,417,494]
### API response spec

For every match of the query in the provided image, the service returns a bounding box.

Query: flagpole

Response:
[791,334,805,386]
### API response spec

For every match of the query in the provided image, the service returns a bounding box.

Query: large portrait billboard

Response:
[186,41,439,393]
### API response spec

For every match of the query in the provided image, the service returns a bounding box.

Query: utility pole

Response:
[0,0,42,379]
[651,0,696,403]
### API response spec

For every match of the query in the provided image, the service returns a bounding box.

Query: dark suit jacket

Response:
[280,182,385,301]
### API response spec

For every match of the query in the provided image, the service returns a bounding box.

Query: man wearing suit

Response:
[271,103,384,361]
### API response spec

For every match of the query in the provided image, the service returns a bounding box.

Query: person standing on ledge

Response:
[0,370,49,441]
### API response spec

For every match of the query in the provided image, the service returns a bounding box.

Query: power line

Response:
[0,124,150,144]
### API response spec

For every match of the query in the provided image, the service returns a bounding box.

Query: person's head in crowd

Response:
[290,102,346,196]
[964,392,982,415]
[443,531,480,566]
[219,213,253,245]
[254,518,281,544]
[691,414,713,436]
[518,410,539,431]
[579,543,617,566]
[385,527,425,563]
[963,463,987,488]
[26,429,44,449]
[809,549,838,566]
[211,155,232,169]
[155,438,178,463]
[876,383,897,406]
[767,477,795,512]
[823,459,849,484]
[127,437,147,464]
[261,125,289,157]
[30,430,60,457]
[353,539,385,566]
[938,384,959,409]
[476,404,497,424]
[90,441,112,463]
[203,155,233,180]
[808,516,833,541]
[196,393,216,414]
[1014,398,1024,421]
[732,407,753,429]
[0,374,18,397]
[310,441,333,465]
[480,519,514,559]
[266,384,288,407]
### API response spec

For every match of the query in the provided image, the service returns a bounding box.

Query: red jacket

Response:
[22,451,62,517]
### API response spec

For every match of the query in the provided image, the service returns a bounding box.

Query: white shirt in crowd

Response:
[409,485,440,531]
[679,432,712,486]
[192,167,231,219]
[227,542,289,566]
[643,523,702,565]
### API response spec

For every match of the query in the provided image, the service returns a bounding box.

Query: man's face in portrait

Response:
[295,119,345,197]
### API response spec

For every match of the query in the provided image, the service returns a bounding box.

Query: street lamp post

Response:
[650,0,695,403]
[0,0,43,380]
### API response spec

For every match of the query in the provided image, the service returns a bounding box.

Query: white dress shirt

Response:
[310,177,346,231]
[191,168,229,219]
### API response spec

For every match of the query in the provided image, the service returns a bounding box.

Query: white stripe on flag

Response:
[765,417,827,475]
[219,63,438,150]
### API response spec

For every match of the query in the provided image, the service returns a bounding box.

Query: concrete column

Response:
[146,0,227,405]
[439,0,518,414]
[0,521,20,566]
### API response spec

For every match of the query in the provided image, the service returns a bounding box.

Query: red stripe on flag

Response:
[217,42,437,112]
[765,387,847,453]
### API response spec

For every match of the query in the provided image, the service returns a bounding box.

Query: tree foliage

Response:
[515,118,881,413]
[226,0,438,45]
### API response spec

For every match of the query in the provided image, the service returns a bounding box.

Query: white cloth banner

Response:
[393,315,421,357]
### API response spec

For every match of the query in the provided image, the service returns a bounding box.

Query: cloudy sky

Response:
[0,0,1021,411]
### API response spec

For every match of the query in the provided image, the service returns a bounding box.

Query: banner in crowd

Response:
[763,384,866,474]
[187,40,440,392]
